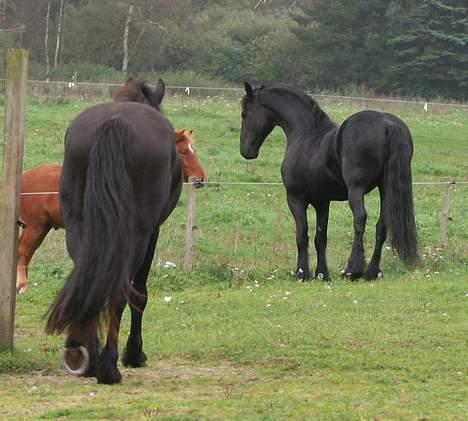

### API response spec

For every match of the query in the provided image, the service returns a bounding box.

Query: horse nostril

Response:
[62,345,90,376]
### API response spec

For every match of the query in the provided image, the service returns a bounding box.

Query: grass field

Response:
[0,93,467,420]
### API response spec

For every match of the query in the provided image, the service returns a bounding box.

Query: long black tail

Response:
[46,118,136,334]
[383,125,419,269]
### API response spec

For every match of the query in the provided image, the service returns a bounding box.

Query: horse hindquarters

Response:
[383,126,418,268]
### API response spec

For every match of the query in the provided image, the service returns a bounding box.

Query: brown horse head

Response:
[175,129,207,187]
[113,78,165,109]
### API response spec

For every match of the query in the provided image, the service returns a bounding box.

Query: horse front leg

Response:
[314,202,330,281]
[344,188,367,280]
[122,229,159,368]
[287,193,310,280]
[16,225,51,293]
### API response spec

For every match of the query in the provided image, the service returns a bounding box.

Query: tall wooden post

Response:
[0,49,28,351]
[439,181,455,246]
[183,178,196,270]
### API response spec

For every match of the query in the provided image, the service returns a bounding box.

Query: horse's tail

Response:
[46,118,136,334]
[383,124,419,269]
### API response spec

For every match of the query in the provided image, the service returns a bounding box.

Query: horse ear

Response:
[125,77,134,85]
[175,129,183,141]
[244,82,253,99]
[189,129,193,134]
[153,78,165,106]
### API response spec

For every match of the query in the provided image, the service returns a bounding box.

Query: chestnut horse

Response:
[17,129,205,293]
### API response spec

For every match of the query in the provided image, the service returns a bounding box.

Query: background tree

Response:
[0,0,466,100]
[291,0,396,91]
[386,0,468,99]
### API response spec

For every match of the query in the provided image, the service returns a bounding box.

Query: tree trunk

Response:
[44,0,51,76]
[53,0,65,70]
[122,1,134,73]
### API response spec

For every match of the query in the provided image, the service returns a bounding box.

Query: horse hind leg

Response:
[364,186,387,280]
[122,230,159,368]
[343,188,367,280]
[96,294,127,384]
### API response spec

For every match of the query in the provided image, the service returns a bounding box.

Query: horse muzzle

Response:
[62,345,90,376]
[194,179,205,189]
[240,141,259,159]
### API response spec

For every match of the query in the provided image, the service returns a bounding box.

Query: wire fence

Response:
[17,180,467,279]
[1,79,467,114]
[7,79,468,279]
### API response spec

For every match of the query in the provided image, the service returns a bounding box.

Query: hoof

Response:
[16,283,28,293]
[315,272,330,282]
[97,363,122,385]
[341,270,362,281]
[295,268,311,281]
[363,269,384,281]
[122,349,147,368]
[62,346,90,376]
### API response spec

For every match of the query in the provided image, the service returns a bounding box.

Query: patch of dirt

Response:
[1,357,258,387]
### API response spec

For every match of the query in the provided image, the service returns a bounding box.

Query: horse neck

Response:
[113,90,132,103]
[263,89,336,145]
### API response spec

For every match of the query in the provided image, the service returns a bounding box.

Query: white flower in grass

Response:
[164,296,172,303]
[164,261,176,268]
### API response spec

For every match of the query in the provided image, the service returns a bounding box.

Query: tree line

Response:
[1,0,467,100]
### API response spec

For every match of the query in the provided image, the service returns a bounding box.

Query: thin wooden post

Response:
[183,178,196,270]
[0,49,28,351]
[439,181,455,246]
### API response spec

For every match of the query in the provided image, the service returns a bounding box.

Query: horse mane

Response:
[113,78,160,110]
[249,82,336,130]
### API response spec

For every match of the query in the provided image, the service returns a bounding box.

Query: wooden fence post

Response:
[0,49,28,351]
[439,181,455,246]
[183,178,196,270]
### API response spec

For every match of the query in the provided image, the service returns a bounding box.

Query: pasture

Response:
[0,92,467,419]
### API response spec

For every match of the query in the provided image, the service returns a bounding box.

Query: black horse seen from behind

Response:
[46,80,183,384]
[240,82,418,281]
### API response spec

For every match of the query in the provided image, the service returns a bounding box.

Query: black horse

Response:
[46,80,183,384]
[240,82,418,281]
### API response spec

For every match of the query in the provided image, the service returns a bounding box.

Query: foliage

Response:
[291,0,393,90]
[386,0,468,99]
[1,0,467,99]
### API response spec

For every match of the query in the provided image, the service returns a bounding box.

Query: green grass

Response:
[0,95,467,420]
